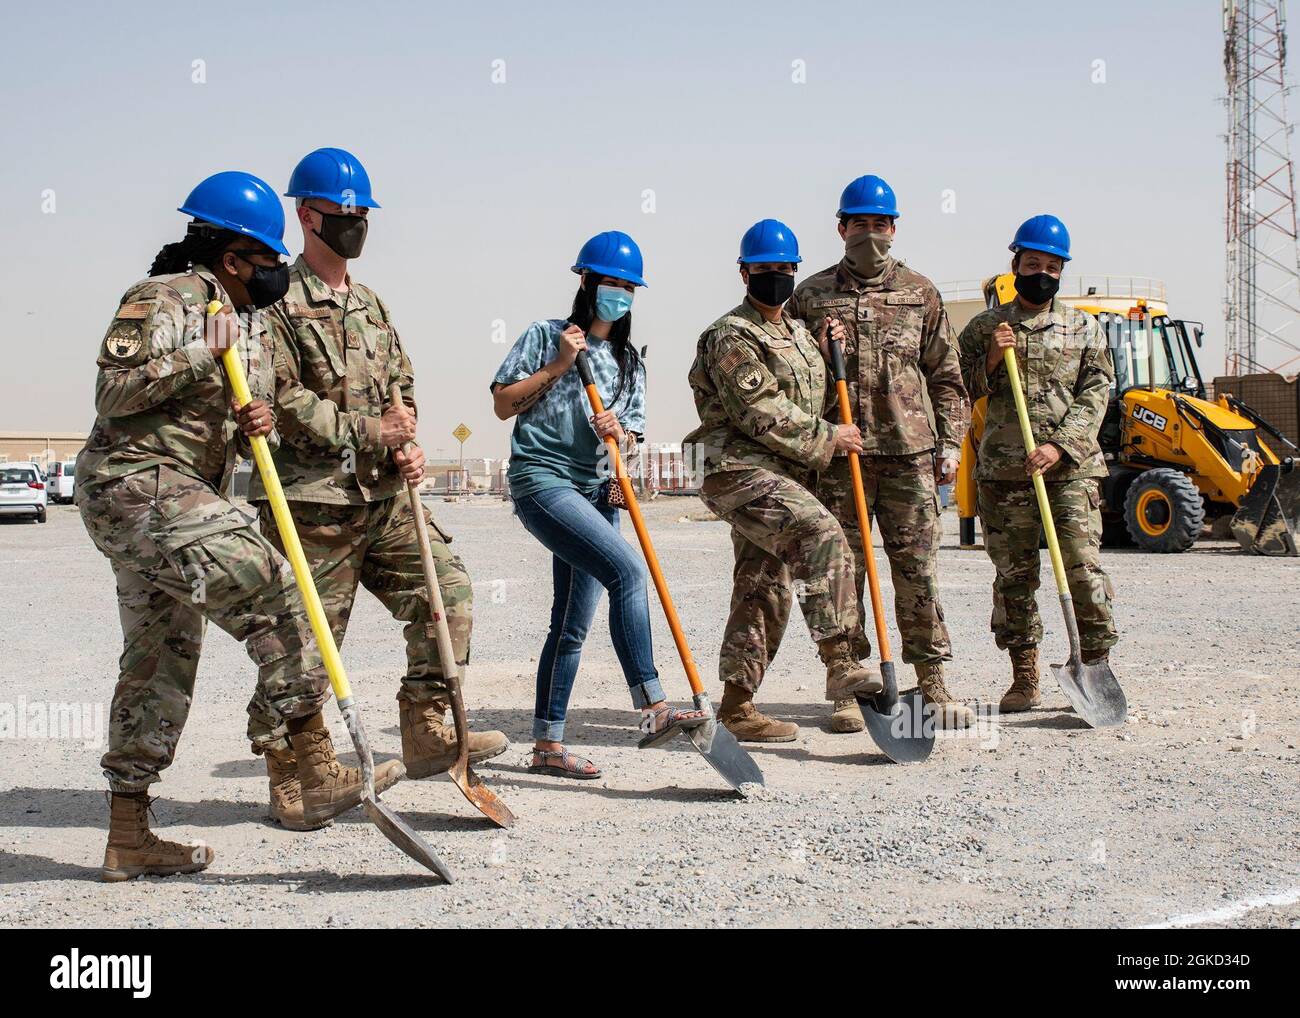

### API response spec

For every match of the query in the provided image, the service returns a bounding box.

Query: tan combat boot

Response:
[916,662,975,729]
[830,698,865,733]
[818,635,883,701]
[288,712,404,827]
[999,647,1041,712]
[264,744,327,832]
[101,791,214,882]
[717,682,798,743]
[399,699,509,779]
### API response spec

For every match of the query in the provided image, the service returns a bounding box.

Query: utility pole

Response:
[1224,0,1300,375]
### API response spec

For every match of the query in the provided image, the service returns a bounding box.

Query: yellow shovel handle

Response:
[211,300,352,703]
[1001,347,1070,597]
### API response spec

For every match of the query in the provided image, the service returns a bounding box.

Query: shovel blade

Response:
[449,762,515,829]
[686,716,765,795]
[361,795,454,882]
[1050,657,1127,729]
[859,689,936,764]
[858,660,934,765]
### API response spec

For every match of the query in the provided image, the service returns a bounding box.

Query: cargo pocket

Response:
[153,501,281,612]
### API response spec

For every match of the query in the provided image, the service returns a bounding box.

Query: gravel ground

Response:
[1,497,1297,928]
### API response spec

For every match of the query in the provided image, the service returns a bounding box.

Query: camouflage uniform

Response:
[75,268,329,793]
[684,300,858,692]
[957,298,1118,654]
[787,260,969,665]
[245,256,471,754]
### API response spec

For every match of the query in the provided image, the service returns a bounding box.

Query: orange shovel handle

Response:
[576,352,704,696]
[830,341,893,664]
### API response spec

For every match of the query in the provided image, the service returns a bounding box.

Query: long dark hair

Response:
[569,276,642,406]
[148,221,236,277]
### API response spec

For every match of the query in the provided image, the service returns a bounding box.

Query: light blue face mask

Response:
[594,284,635,322]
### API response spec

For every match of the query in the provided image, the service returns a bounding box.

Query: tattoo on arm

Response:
[508,369,557,413]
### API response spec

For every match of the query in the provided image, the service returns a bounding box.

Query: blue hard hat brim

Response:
[1009,240,1072,262]
[571,263,648,287]
[737,253,802,264]
[838,205,900,218]
[178,206,290,256]
[284,188,381,209]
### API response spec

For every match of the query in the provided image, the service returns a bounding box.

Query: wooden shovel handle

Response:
[388,384,471,752]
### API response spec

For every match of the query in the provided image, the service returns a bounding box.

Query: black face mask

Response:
[232,256,290,309]
[747,270,796,308]
[1013,271,1060,305]
[313,210,369,259]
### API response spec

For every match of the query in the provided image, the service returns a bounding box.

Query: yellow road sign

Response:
[452,423,472,444]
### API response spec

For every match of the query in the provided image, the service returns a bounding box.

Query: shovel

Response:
[828,338,935,764]
[1001,346,1127,729]
[215,302,453,880]
[575,351,764,794]
[389,385,515,828]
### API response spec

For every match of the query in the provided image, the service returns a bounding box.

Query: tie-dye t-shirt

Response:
[492,319,646,498]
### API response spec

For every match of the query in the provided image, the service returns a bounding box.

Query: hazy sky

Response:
[2,1,1233,457]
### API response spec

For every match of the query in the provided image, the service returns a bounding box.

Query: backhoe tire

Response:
[1124,468,1204,552]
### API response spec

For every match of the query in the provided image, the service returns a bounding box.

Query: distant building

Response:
[425,457,507,493]
[0,431,85,470]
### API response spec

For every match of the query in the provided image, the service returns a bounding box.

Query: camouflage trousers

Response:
[77,466,329,793]
[817,452,951,664]
[701,467,859,692]
[976,478,1118,654]
[246,493,472,754]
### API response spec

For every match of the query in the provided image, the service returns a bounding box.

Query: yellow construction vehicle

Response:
[953,274,1300,556]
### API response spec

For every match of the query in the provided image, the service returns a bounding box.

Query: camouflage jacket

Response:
[248,256,415,506]
[787,259,969,458]
[77,267,276,495]
[957,298,1114,482]
[683,300,837,510]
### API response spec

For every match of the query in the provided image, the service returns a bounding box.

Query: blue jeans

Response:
[513,483,665,741]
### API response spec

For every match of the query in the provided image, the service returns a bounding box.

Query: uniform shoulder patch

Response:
[717,344,749,374]
[113,301,152,321]
[103,324,144,360]
[734,361,764,394]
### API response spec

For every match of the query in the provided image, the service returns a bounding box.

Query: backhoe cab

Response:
[955,275,1300,556]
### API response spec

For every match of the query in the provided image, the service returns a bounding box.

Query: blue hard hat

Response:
[284,147,380,208]
[1009,214,1072,261]
[178,171,289,255]
[571,230,647,287]
[738,218,801,264]
[837,174,899,218]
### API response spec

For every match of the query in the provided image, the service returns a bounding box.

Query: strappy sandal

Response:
[637,703,709,750]
[528,748,602,780]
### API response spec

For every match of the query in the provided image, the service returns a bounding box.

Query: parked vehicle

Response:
[0,463,48,523]
[47,459,76,503]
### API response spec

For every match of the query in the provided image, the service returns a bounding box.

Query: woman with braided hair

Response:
[76,171,402,881]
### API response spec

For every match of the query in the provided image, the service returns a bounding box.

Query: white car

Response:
[0,463,48,523]
[47,459,76,504]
